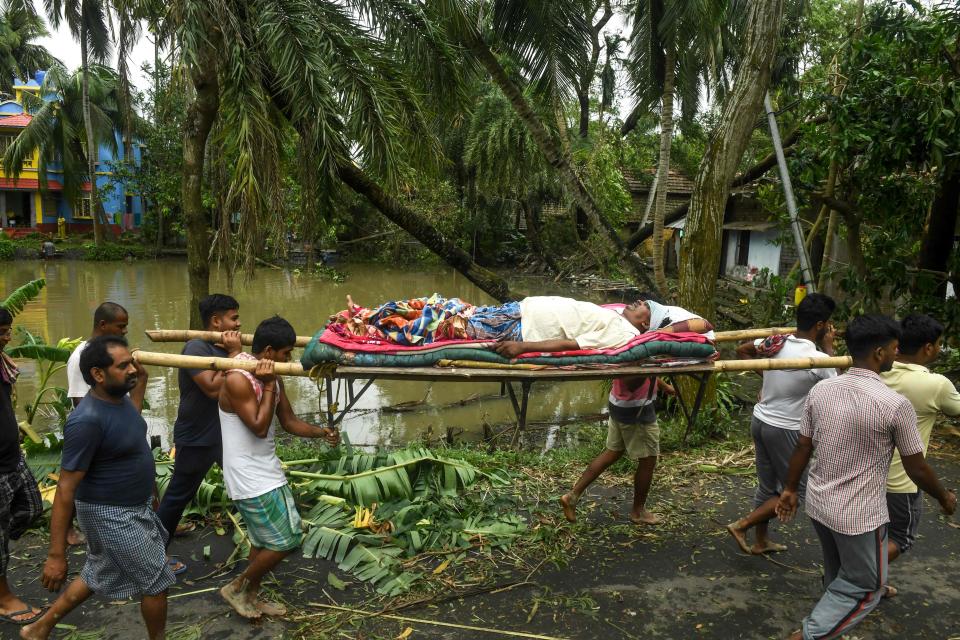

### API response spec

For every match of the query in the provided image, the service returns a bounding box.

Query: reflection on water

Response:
[3,259,616,447]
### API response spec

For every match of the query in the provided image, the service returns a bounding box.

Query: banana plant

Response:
[1,278,45,316]
[6,328,82,431]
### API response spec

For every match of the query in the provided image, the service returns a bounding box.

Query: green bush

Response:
[0,238,15,260]
[82,242,146,261]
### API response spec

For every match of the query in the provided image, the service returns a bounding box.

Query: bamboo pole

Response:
[132,349,307,376]
[713,327,797,342]
[132,349,849,376]
[145,329,311,348]
[149,326,817,347]
[714,355,850,371]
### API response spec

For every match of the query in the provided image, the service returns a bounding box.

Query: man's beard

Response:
[103,377,136,397]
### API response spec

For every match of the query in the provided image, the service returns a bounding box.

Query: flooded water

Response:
[3,259,614,448]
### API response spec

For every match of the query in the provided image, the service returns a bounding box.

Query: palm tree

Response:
[627,0,727,296]
[151,0,516,326]
[2,63,124,209]
[0,2,55,95]
[39,0,112,245]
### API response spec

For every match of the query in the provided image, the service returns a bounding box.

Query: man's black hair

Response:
[79,335,129,386]
[796,293,836,331]
[93,301,127,326]
[898,313,944,356]
[0,307,12,326]
[199,294,240,328]
[636,292,663,305]
[845,314,901,360]
[252,316,296,354]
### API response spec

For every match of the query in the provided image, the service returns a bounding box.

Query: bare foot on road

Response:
[19,622,49,640]
[751,541,788,554]
[726,521,752,554]
[883,584,898,599]
[220,580,261,619]
[256,599,287,616]
[630,510,661,525]
[559,494,577,523]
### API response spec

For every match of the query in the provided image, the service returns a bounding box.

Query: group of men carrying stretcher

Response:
[0,290,956,639]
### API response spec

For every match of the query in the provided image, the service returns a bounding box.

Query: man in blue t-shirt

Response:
[156,295,241,574]
[22,336,174,640]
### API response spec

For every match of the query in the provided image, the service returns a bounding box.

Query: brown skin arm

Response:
[736,340,758,359]
[219,370,277,439]
[275,380,340,445]
[901,452,956,514]
[43,469,85,592]
[493,339,580,359]
[191,370,227,399]
[129,360,148,412]
[776,435,814,522]
[659,318,713,334]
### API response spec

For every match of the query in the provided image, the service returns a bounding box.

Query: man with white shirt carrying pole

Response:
[776,314,956,640]
[728,293,838,555]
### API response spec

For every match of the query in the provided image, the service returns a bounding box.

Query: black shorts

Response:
[886,491,922,554]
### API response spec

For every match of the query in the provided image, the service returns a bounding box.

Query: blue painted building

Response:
[0,71,145,236]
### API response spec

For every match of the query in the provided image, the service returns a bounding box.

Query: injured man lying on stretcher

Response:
[328,295,713,357]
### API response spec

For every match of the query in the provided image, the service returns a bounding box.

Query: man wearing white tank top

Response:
[217,316,339,620]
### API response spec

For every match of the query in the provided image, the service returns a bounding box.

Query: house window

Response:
[74,196,92,220]
[125,195,134,214]
[0,135,15,155]
[735,230,751,267]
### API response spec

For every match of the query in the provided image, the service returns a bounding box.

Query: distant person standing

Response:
[0,308,44,626]
[776,315,956,640]
[727,294,837,555]
[880,314,960,595]
[157,295,242,574]
[66,302,129,407]
[21,336,171,640]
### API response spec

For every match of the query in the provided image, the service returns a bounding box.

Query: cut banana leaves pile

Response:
[294,447,522,595]
[22,436,521,596]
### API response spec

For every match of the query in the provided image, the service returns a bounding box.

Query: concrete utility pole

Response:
[764,92,816,293]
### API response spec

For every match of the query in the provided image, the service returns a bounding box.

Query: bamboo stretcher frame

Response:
[141,327,850,444]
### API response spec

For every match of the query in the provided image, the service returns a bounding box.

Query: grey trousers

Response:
[751,416,807,508]
[802,519,887,640]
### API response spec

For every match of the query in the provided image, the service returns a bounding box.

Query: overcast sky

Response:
[32,2,156,92]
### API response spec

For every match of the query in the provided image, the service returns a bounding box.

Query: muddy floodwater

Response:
[2,259,627,448]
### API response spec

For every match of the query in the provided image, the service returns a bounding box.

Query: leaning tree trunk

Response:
[652,46,676,297]
[678,0,785,322]
[918,169,959,298]
[467,35,656,291]
[182,61,220,330]
[80,34,104,245]
[336,161,517,302]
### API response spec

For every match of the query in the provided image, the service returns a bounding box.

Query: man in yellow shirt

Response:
[882,314,960,590]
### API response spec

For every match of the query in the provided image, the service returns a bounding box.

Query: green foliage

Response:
[0,237,14,261]
[1,278,45,316]
[8,328,82,428]
[82,242,145,261]
[292,448,519,595]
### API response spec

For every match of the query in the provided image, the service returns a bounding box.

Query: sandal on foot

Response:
[0,608,44,625]
[167,556,187,575]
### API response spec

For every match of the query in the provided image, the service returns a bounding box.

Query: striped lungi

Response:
[75,499,176,599]
[0,454,43,574]
[234,484,302,552]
